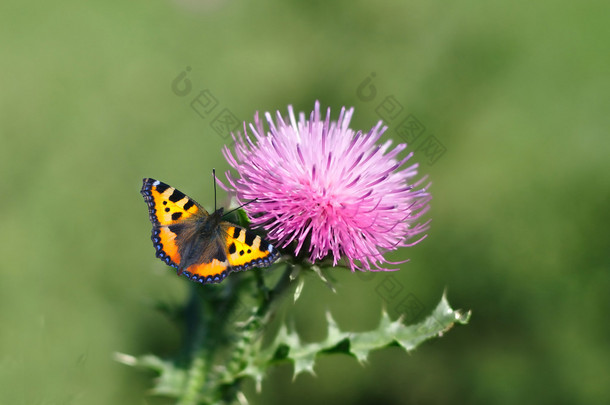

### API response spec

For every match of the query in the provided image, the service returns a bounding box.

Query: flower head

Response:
[222,101,430,271]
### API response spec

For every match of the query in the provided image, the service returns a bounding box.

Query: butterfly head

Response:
[198,207,225,236]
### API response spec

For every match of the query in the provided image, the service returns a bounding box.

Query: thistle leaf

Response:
[264,293,469,378]
[114,353,187,396]
[392,292,471,351]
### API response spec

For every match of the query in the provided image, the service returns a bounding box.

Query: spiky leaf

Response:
[265,293,469,378]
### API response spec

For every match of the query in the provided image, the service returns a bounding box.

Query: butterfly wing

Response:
[141,178,206,268]
[179,224,280,284]
[180,236,231,284]
[221,224,281,272]
[141,178,281,285]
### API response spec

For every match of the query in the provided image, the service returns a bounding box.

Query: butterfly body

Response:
[141,178,280,284]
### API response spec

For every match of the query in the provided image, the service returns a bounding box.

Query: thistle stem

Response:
[174,264,295,404]
[256,264,294,319]
[176,350,207,405]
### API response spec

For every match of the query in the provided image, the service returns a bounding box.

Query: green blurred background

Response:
[1,0,609,404]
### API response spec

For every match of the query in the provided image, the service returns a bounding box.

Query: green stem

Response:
[177,278,245,405]
[175,286,210,405]
[176,349,208,405]
[256,264,295,319]
[176,264,295,404]
[218,264,296,387]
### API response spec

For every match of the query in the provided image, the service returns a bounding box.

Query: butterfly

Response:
[141,178,280,284]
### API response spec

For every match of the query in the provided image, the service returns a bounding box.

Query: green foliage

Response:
[116,267,469,405]
[266,293,469,378]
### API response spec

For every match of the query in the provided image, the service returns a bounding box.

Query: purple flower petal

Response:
[221,101,431,271]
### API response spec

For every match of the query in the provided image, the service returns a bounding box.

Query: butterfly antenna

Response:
[223,198,259,218]
[212,168,217,212]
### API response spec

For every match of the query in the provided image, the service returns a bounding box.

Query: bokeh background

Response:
[2,0,609,404]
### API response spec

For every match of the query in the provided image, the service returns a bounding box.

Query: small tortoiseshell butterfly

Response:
[141,178,280,284]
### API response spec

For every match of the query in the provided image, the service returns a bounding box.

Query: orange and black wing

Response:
[222,224,281,272]
[179,236,232,284]
[179,224,280,284]
[141,178,205,269]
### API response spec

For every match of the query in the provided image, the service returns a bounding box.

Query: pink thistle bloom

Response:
[221,101,431,271]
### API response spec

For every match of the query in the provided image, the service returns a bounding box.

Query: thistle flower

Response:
[221,101,430,271]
